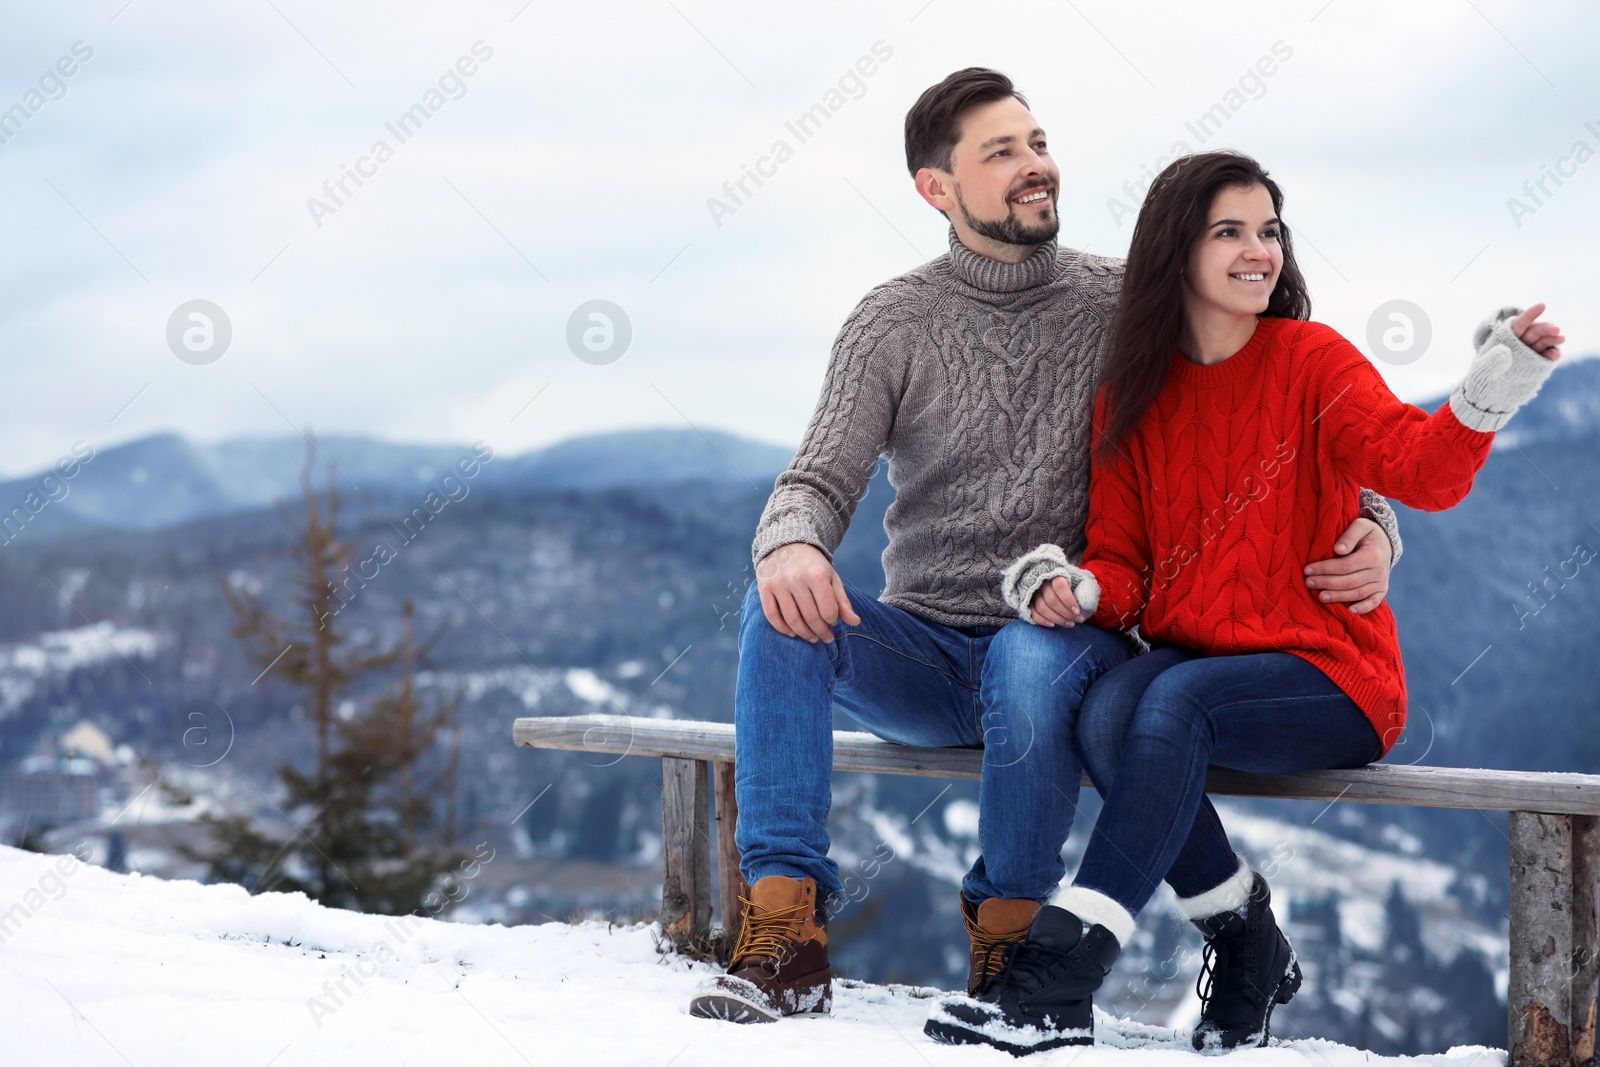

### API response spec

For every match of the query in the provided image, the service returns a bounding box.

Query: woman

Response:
[925,150,1562,1056]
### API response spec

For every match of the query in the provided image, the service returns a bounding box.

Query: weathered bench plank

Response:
[514,714,1600,816]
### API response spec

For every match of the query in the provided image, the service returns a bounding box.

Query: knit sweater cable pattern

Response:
[1000,307,1557,753]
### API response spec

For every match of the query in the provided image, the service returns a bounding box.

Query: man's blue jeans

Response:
[734,578,1130,910]
[1074,646,1385,915]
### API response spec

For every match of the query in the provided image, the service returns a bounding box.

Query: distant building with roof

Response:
[3,720,112,829]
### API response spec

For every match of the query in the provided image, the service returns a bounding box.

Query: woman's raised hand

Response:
[1512,303,1564,359]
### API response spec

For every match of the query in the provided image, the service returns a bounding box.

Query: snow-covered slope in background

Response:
[0,621,159,720]
[0,846,1503,1067]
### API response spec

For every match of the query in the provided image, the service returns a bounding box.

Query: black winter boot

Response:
[924,905,1120,1056]
[1190,873,1302,1051]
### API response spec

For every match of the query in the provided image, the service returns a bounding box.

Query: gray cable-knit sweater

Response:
[751,229,1401,628]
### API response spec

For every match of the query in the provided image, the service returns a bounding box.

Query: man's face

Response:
[925,96,1061,249]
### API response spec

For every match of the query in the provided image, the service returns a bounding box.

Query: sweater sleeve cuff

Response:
[1449,306,1558,433]
[1357,487,1403,567]
[752,517,834,569]
[1000,544,1101,623]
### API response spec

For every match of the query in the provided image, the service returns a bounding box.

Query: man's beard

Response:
[954,182,1060,246]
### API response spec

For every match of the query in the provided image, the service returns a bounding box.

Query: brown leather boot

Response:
[688,875,832,1023]
[962,893,1041,996]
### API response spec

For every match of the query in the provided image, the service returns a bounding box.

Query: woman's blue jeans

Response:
[733,578,1130,911]
[1074,646,1385,916]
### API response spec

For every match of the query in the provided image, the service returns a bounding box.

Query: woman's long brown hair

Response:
[1095,151,1313,464]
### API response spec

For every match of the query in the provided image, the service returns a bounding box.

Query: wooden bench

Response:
[515,712,1600,1067]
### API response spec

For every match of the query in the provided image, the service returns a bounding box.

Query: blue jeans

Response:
[734,578,1130,909]
[1074,647,1384,915]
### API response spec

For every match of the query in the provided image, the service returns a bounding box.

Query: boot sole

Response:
[924,1016,1090,1056]
[688,984,832,1024]
[689,990,781,1024]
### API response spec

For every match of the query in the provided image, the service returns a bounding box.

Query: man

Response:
[687,68,1400,1024]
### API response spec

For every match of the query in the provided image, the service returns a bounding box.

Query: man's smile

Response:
[1011,186,1053,208]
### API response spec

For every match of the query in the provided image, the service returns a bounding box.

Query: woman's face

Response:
[1183,183,1283,319]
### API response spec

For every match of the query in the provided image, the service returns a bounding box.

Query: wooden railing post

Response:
[1574,815,1598,1067]
[712,760,747,953]
[660,756,711,950]
[1511,811,1599,1067]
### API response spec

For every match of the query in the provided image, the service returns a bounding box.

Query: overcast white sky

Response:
[1,0,1596,476]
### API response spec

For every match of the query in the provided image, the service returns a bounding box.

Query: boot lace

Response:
[991,935,1068,1000]
[964,907,1028,994]
[1196,936,1265,1017]
[730,897,809,968]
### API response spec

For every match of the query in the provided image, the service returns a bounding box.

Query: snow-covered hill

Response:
[0,845,1504,1066]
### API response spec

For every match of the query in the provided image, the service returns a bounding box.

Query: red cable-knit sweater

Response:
[1082,316,1496,755]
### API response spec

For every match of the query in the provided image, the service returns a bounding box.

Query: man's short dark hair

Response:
[903,67,1028,177]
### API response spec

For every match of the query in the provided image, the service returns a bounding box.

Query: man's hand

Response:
[1304,516,1393,615]
[756,542,862,643]
[1030,575,1085,628]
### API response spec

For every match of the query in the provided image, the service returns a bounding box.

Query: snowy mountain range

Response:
[0,426,795,533]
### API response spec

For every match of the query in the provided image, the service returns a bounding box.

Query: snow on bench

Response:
[514,712,1600,1067]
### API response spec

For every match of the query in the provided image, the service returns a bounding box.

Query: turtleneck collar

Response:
[945,227,1060,293]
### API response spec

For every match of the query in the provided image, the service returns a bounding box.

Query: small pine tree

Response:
[187,439,465,914]
[309,599,464,913]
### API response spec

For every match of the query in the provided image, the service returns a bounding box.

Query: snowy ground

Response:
[0,846,1504,1067]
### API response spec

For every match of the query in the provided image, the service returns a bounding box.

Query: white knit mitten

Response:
[1000,544,1101,623]
[1449,306,1558,432]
